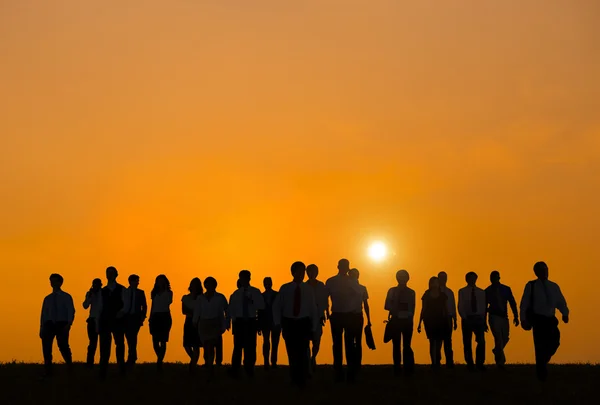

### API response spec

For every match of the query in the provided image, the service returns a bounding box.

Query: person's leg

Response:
[244,320,257,376]
[86,319,98,367]
[502,318,510,365]
[272,327,281,367]
[56,322,73,367]
[263,328,271,368]
[345,314,360,381]
[98,327,112,379]
[392,336,401,374]
[490,315,503,366]
[428,339,436,365]
[297,319,311,387]
[311,334,321,370]
[403,319,415,373]
[443,324,454,367]
[330,313,344,379]
[355,315,364,368]
[230,320,243,375]
[474,318,486,368]
[41,323,55,376]
[113,327,126,373]
[215,335,223,366]
[532,321,546,381]
[205,340,216,380]
[462,319,474,368]
[282,322,297,384]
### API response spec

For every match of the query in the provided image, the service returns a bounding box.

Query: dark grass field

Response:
[1,363,597,405]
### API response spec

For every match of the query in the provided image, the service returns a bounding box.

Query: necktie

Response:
[130,289,135,315]
[293,284,301,317]
[242,288,249,319]
[471,287,477,314]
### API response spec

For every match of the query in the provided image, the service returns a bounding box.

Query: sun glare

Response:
[368,241,388,262]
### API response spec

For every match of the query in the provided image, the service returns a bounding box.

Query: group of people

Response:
[39,259,569,385]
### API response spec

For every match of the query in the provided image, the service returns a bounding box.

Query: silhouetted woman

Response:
[149,274,173,371]
[182,277,203,373]
[418,276,450,367]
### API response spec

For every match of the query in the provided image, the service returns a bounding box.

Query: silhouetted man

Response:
[485,271,519,368]
[259,277,280,369]
[121,274,147,367]
[40,273,75,377]
[98,266,126,379]
[83,278,103,367]
[348,268,371,369]
[438,271,457,368]
[326,258,362,382]
[229,270,265,378]
[520,261,569,381]
[305,264,329,372]
[458,272,488,371]
[384,270,415,375]
[273,261,319,388]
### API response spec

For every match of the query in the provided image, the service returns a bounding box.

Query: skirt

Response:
[149,312,172,342]
[424,317,450,340]
[183,316,202,348]
[198,318,222,345]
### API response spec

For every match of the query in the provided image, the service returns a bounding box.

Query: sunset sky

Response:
[1,1,599,365]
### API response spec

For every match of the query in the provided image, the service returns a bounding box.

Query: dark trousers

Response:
[282,317,311,386]
[232,318,258,374]
[353,314,364,367]
[532,316,560,381]
[462,316,486,366]
[391,318,414,372]
[441,317,454,365]
[41,321,72,374]
[86,319,99,366]
[125,315,142,364]
[215,335,223,366]
[330,312,361,379]
[99,319,126,377]
[262,326,281,366]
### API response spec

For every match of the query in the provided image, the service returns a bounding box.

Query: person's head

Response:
[429,276,440,292]
[204,277,217,293]
[291,261,306,282]
[534,261,549,280]
[49,273,64,290]
[348,268,360,280]
[396,270,410,286]
[106,266,118,282]
[188,277,203,296]
[91,278,102,291]
[236,279,242,289]
[128,274,140,289]
[306,264,319,280]
[153,274,170,294]
[238,270,251,287]
[490,271,500,284]
[263,277,273,290]
[438,271,448,287]
[338,258,350,275]
[465,272,478,286]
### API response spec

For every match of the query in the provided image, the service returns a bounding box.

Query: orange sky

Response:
[1,0,599,365]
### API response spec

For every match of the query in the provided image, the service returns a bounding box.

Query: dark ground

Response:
[0,363,597,405]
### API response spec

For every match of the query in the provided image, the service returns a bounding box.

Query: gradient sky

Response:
[1,0,599,365]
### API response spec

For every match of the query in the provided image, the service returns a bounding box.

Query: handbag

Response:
[365,324,376,350]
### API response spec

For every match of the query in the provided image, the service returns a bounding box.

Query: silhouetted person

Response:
[384,270,415,375]
[258,277,280,370]
[418,276,450,367]
[273,261,319,389]
[520,261,569,381]
[40,273,75,377]
[305,264,329,372]
[229,270,265,378]
[99,266,126,379]
[458,272,488,371]
[326,258,362,383]
[438,271,457,368]
[193,277,229,380]
[183,277,203,373]
[348,268,371,369]
[485,271,519,369]
[121,274,147,367]
[83,278,103,368]
[149,274,173,372]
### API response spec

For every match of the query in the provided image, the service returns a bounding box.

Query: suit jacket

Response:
[99,284,125,328]
[123,288,148,321]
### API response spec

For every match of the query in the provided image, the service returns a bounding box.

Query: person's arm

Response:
[457,289,466,320]
[555,285,569,323]
[140,291,148,323]
[519,282,532,324]
[417,297,426,333]
[83,291,92,309]
[273,287,283,328]
[40,297,47,338]
[192,298,201,326]
[410,289,416,319]
[384,289,394,320]
[309,288,319,334]
[182,298,188,316]
[325,281,332,320]
[363,288,371,326]
[507,287,519,326]
[223,296,231,330]
[254,288,265,311]
[449,290,457,329]
[167,290,173,305]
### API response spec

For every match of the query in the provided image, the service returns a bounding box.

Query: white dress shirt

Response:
[273,281,319,332]
[350,283,369,314]
[229,286,265,321]
[41,290,75,327]
[326,274,363,313]
[440,286,457,318]
[83,290,103,320]
[306,280,329,318]
[151,290,173,313]
[385,286,416,319]
[193,293,229,331]
[458,285,487,318]
[520,279,569,322]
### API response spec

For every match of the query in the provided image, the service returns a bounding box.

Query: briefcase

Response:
[365,324,376,350]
